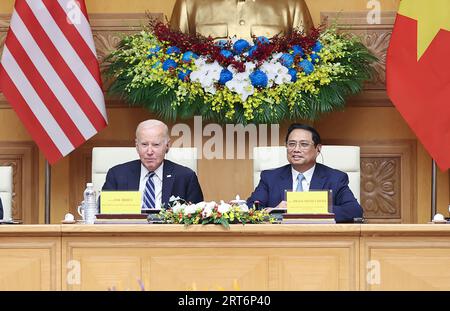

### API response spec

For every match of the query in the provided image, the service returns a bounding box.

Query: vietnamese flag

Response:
[386,0,450,170]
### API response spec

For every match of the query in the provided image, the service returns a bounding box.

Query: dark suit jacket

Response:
[247,163,363,223]
[0,198,3,219]
[102,159,204,206]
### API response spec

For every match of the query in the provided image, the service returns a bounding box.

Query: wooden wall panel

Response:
[0,142,39,223]
[361,237,450,290]
[0,236,60,290]
[62,232,358,291]
[325,140,416,223]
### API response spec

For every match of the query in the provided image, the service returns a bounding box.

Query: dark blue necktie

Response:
[143,172,156,209]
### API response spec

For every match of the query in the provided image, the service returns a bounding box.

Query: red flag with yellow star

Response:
[386,0,450,170]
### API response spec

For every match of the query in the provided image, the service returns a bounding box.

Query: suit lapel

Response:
[129,160,141,190]
[310,163,327,190]
[162,160,175,205]
[278,165,293,202]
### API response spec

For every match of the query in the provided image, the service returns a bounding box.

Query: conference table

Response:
[0,224,449,290]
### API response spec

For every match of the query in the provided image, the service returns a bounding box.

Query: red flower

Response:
[148,19,323,73]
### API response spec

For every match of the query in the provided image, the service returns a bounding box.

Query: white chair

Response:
[91,147,198,195]
[253,145,360,202]
[0,166,13,220]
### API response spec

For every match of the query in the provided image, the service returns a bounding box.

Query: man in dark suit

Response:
[247,123,363,223]
[102,119,203,209]
[0,198,3,219]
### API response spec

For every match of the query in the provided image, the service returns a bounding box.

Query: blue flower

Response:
[233,39,250,54]
[162,59,177,71]
[280,53,294,67]
[181,51,198,63]
[291,45,304,57]
[166,46,181,55]
[248,45,258,57]
[178,69,192,81]
[147,46,161,58]
[249,70,268,87]
[299,59,314,75]
[256,36,270,45]
[288,68,297,82]
[152,61,161,69]
[312,41,323,53]
[310,53,320,64]
[220,49,233,58]
[219,69,233,85]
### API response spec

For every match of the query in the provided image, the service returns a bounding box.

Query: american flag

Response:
[0,0,107,164]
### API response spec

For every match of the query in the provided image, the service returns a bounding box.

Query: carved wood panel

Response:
[325,139,416,224]
[321,11,396,107]
[0,142,39,223]
[361,157,400,219]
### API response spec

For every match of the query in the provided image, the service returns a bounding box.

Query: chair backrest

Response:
[91,147,198,195]
[253,145,360,202]
[0,166,13,220]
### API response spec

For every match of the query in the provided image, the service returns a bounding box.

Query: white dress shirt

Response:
[139,163,163,209]
[292,165,315,192]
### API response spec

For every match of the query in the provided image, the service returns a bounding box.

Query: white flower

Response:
[239,203,249,212]
[208,61,223,77]
[225,72,254,101]
[274,73,291,85]
[195,201,207,210]
[201,205,213,218]
[190,69,206,83]
[194,56,207,67]
[190,60,222,93]
[172,202,185,214]
[204,84,217,95]
[244,62,256,73]
[194,201,217,218]
[205,201,217,210]
[184,204,199,215]
[218,200,231,214]
[260,62,291,86]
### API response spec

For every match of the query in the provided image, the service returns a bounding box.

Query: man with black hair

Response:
[247,123,363,223]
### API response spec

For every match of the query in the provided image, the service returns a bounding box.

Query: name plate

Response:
[100,191,142,214]
[286,191,329,214]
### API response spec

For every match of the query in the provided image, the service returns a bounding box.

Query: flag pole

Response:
[45,160,51,224]
[431,159,437,221]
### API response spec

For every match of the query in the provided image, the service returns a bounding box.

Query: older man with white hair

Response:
[102,119,203,209]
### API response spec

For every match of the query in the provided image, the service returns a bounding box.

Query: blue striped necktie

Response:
[143,172,156,209]
[296,173,305,192]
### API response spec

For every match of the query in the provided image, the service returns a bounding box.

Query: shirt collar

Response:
[292,164,315,183]
[140,161,164,181]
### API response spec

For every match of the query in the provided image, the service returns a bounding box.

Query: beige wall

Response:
[0,0,448,224]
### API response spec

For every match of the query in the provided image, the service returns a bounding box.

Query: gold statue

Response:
[170,0,314,41]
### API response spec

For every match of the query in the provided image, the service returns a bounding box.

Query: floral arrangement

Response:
[157,197,273,228]
[106,20,376,124]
